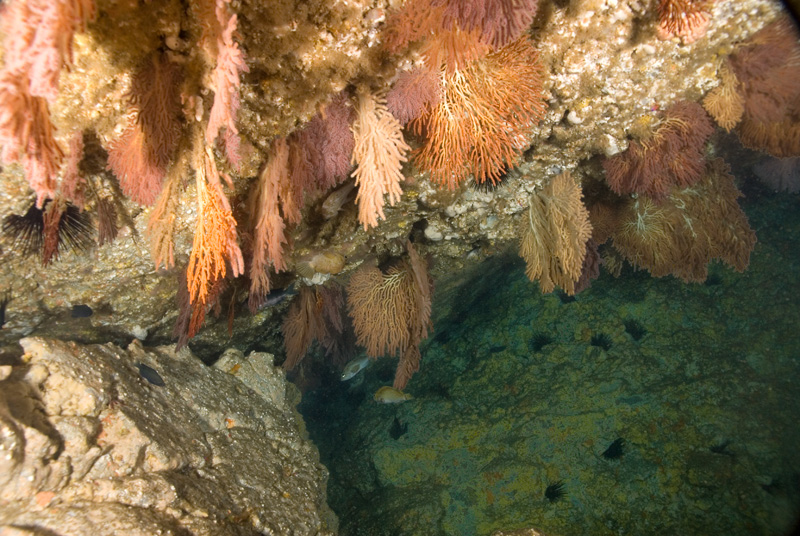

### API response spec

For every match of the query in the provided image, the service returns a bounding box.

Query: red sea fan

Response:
[729,19,800,125]
[288,92,354,195]
[603,101,713,201]
[321,93,355,185]
[107,53,183,206]
[301,93,355,191]
[727,18,800,157]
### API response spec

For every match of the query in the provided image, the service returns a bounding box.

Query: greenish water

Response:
[300,183,800,535]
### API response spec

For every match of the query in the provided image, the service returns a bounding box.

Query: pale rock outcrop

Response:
[0,338,337,535]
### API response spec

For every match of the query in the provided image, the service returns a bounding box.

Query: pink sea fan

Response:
[290,92,355,194]
[436,0,539,49]
[2,0,96,101]
[321,93,355,185]
[107,53,182,206]
[0,73,62,205]
[61,131,86,209]
[387,68,442,125]
[107,121,164,206]
[0,0,94,205]
[205,8,249,160]
[248,138,290,312]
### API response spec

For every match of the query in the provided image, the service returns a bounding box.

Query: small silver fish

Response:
[258,284,297,309]
[340,355,371,381]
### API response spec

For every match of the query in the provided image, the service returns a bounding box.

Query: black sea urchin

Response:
[2,200,93,264]
[590,333,612,351]
[624,319,647,341]
[529,333,553,352]
[602,437,626,460]
[545,481,566,502]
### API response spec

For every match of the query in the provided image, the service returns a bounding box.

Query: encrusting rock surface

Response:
[0,338,336,535]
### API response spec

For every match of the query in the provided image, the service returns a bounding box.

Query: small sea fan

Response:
[657,0,711,44]
[438,0,540,49]
[387,68,442,125]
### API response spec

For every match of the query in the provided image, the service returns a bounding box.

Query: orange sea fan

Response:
[703,64,744,132]
[186,142,244,306]
[412,37,546,189]
[519,172,592,295]
[146,150,187,271]
[347,241,432,390]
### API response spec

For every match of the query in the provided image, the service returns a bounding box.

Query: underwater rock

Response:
[0,338,336,535]
[0,0,781,360]
[491,529,550,536]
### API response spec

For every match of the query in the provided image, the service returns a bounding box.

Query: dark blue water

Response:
[299,169,800,535]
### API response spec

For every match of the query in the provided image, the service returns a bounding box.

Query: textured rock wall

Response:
[0,0,787,357]
[0,338,336,535]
